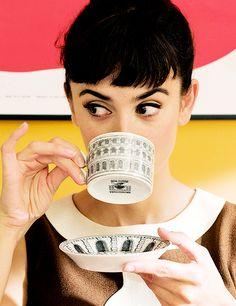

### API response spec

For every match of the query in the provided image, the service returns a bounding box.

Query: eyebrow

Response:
[79,87,169,101]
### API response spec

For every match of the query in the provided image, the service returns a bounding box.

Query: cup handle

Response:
[80,151,89,184]
[80,150,89,165]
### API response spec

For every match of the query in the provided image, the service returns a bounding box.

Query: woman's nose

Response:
[110,114,135,133]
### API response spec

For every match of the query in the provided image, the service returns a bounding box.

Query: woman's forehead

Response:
[70,70,181,96]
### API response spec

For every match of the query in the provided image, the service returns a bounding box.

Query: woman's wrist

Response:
[0,216,27,245]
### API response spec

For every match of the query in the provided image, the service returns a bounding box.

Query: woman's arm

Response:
[0,231,27,306]
[0,222,23,303]
[0,122,86,304]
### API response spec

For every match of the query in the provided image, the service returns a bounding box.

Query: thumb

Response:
[46,166,69,194]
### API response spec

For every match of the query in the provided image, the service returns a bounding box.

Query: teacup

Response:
[83,132,155,204]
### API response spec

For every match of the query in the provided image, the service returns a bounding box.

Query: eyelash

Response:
[83,102,162,117]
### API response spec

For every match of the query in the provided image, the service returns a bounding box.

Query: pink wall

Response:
[0,0,235,71]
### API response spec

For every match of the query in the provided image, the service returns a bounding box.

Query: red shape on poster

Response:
[0,0,235,72]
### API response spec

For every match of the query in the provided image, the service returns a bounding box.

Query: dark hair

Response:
[57,0,195,98]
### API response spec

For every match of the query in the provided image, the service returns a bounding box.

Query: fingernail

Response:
[78,157,85,168]
[64,149,76,156]
[80,150,88,165]
[123,265,135,272]
[80,168,87,184]
[19,122,27,128]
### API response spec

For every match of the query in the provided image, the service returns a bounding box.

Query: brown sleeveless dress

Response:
[25,199,236,305]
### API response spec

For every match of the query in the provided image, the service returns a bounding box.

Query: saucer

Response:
[59,234,172,272]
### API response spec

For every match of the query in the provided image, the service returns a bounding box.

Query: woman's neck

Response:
[73,165,195,227]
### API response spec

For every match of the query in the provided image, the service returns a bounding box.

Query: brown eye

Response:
[136,103,161,116]
[83,103,111,117]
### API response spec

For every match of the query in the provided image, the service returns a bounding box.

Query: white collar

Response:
[46,188,225,250]
[46,189,225,305]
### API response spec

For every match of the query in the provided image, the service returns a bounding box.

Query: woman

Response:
[0,0,235,305]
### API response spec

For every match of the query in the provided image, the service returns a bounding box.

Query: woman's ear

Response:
[178,79,199,126]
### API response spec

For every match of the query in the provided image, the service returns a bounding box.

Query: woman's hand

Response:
[123,228,236,306]
[0,122,87,236]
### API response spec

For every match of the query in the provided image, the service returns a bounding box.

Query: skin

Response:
[67,70,199,226]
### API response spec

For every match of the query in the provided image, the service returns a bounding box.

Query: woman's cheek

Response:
[76,118,96,147]
[76,114,105,147]
[152,117,178,169]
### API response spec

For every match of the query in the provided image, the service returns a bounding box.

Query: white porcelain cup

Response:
[83,132,155,204]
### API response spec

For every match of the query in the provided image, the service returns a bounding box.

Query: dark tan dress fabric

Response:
[25,202,236,305]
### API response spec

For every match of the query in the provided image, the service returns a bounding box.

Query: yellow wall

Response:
[1,120,236,203]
